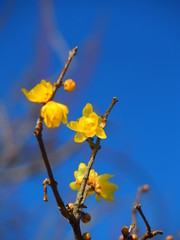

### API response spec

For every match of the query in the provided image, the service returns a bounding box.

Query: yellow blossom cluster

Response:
[21,79,73,128]
[67,103,106,143]
[70,163,118,202]
[22,76,119,205]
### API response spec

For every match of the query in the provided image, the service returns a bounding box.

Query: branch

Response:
[135,204,163,240]
[36,127,70,218]
[132,184,149,234]
[51,46,78,99]
[73,97,118,220]
[34,46,78,136]
[104,97,118,122]
[43,178,51,202]
[34,47,82,240]
[73,138,100,220]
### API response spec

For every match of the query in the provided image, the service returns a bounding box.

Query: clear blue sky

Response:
[0,1,180,239]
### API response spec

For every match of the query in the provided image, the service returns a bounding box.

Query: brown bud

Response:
[119,235,124,240]
[66,203,74,210]
[131,233,138,240]
[166,236,173,240]
[121,226,129,237]
[82,232,91,240]
[81,212,91,223]
[142,184,149,192]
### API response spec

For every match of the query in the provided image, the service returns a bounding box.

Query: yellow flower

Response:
[22,79,53,103]
[63,79,76,92]
[69,163,97,196]
[69,163,118,202]
[95,174,118,202]
[41,101,68,128]
[67,103,106,143]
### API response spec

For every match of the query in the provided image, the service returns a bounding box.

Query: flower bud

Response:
[142,184,149,192]
[131,233,138,240]
[121,226,129,237]
[166,236,173,240]
[66,203,74,210]
[82,232,91,240]
[119,235,124,240]
[81,212,91,223]
[63,79,76,92]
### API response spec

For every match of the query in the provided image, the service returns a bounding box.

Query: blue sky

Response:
[0,1,180,239]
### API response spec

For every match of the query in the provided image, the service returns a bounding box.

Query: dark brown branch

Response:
[35,123,82,240]
[73,139,100,220]
[34,47,82,240]
[104,97,118,121]
[135,204,163,240]
[73,97,118,220]
[132,185,149,235]
[34,46,78,136]
[51,46,78,100]
[43,178,51,202]
[135,204,151,233]
[36,129,70,218]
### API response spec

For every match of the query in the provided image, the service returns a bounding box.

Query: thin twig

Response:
[43,178,51,201]
[73,97,118,220]
[35,116,82,240]
[104,97,118,122]
[132,184,149,235]
[51,46,78,100]
[135,204,151,233]
[34,47,82,240]
[73,139,100,220]
[81,185,92,206]
[135,204,163,240]
[34,46,78,136]
[36,130,70,217]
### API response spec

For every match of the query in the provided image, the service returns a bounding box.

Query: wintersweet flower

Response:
[69,163,97,196]
[69,163,118,202]
[67,103,106,143]
[41,101,68,128]
[21,79,53,103]
[95,174,118,202]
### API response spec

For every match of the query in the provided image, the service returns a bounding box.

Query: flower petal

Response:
[67,121,79,131]
[100,192,115,202]
[95,194,101,202]
[78,163,87,173]
[69,182,80,191]
[74,132,87,143]
[41,101,68,128]
[98,116,106,128]
[97,174,114,183]
[22,79,53,103]
[82,103,93,117]
[58,103,69,124]
[96,127,107,139]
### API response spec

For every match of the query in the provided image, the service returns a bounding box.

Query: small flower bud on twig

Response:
[63,79,76,92]
[81,212,91,223]
[121,226,129,237]
[166,235,173,240]
[82,232,91,240]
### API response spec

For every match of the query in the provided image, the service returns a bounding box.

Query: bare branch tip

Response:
[69,46,78,58]
[113,97,118,103]
[135,203,141,209]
